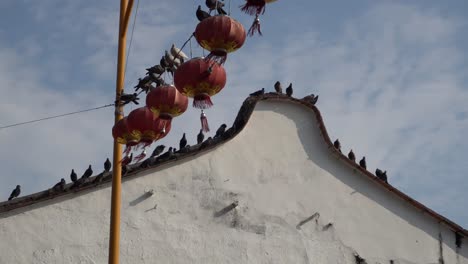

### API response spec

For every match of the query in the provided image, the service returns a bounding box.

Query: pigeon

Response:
[118,93,139,106]
[250,88,265,96]
[70,169,78,183]
[196,5,211,22]
[146,64,165,75]
[197,129,205,144]
[157,147,174,161]
[160,56,169,69]
[359,157,367,170]
[165,50,176,67]
[8,185,21,201]
[82,165,93,179]
[333,139,341,153]
[214,124,227,138]
[170,44,188,61]
[93,173,104,184]
[303,94,319,105]
[121,153,133,166]
[151,145,166,157]
[206,0,227,15]
[274,81,282,94]
[286,83,293,97]
[376,169,388,183]
[53,178,66,191]
[179,133,187,150]
[134,76,152,91]
[348,149,356,162]
[104,158,111,172]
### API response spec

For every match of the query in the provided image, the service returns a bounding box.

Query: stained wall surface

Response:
[0,100,466,263]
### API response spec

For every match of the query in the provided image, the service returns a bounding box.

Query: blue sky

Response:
[0,0,467,228]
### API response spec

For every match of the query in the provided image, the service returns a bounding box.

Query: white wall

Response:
[0,100,466,264]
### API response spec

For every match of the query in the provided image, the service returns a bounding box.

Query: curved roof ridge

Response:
[1,93,466,236]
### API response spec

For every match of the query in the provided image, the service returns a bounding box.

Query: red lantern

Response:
[240,0,277,36]
[146,85,188,119]
[112,117,139,156]
[194,15,246,65]
[174,57,226,109]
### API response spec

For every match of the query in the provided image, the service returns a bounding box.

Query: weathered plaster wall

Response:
[0,100,466,263]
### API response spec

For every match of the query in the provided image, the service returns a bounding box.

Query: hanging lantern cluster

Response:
[240,0,277,36]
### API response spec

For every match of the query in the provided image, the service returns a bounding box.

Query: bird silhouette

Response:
[82,165,93,179]
[303,94,319,105]
[70,169,78,183]
[197,129,205,144]
[376,169,388,183]
[8,185,21,201]
[348,150,356,162]
[104,158,111,172]
[160,56,169,69]
[118,93,139,106]
[286,83,293,97]
[146,64,165,75]
[151,145,166,157]
[274,81,282,94]
[179,133,187,150]
[206,0,227,15]
[359,157,367,170]
[170,44,188,61]
[196,5,211,21]
[333,139,341,153]
[250,88,265,96]
[214,124,227,138]
[53,178,66,191]
[157,147,174,161]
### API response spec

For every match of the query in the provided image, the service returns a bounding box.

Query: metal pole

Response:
[109,0,134,263]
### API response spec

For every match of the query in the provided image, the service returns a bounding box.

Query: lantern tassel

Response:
[123,145,132,156]
[248,16,262,37]
[200,110,210,132]
[193,93,214,109]
[134,148,147,163]
[240,0,266,16]
[120,153,133,166]
[205,52,227,65]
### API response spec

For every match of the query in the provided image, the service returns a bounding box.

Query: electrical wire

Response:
[0,104,115,130]
[124,0,141,76]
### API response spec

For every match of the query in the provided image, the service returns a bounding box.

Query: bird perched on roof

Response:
[303,94,319,105]
[104,158,111,172]
[170,44,189,61]
[121,153,133,166]
[197,129,205,144]
[375,169,388,183]
[333,139,341,153]
[250,88,265,97]
[196,5,211,22]
[286,83,293,97]
[179,133,187,150]
[214,124,227,138]
[348,149,356,162]
[70,169,78,183]
[274,81,282,94]
[151,145,166,157]
[117,92,139,106]
[8,185,21,201]
[82,165,93,179]
[359,157,367,170]
[157,147,174,161]
[205,0,227,15]
[53,178,66,191]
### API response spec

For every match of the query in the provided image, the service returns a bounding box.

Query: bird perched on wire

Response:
[117,92,139,106]
[82,165,93,179]
[333,139,341,153]
[52,178,66,191]
[286,83,293,97]
[214,124,227,138]
[196,5,211,21]
[359,157,367,170]
[303,94,319,105]
[197,129,205,144]
[179,133,187,150]
[151,145,166,157]
[134,76,153,93]
[146,64,165,76]
[104,158,111,172]
[8,185,21,201]
[274,81,282,94]
[170,44,189,62]
[250,88,265,96]
[160,55,169,69]
[205,0,227,15]
[70,169,78,183]
[375,169,388,183]
[348,149,356,162]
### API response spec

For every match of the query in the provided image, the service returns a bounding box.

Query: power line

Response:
[0,103,115,130]
[124,0,141,76]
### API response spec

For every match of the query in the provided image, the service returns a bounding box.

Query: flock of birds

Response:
[5,81,388,202]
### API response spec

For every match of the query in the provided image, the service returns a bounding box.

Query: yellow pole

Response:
[109,0,134,263]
